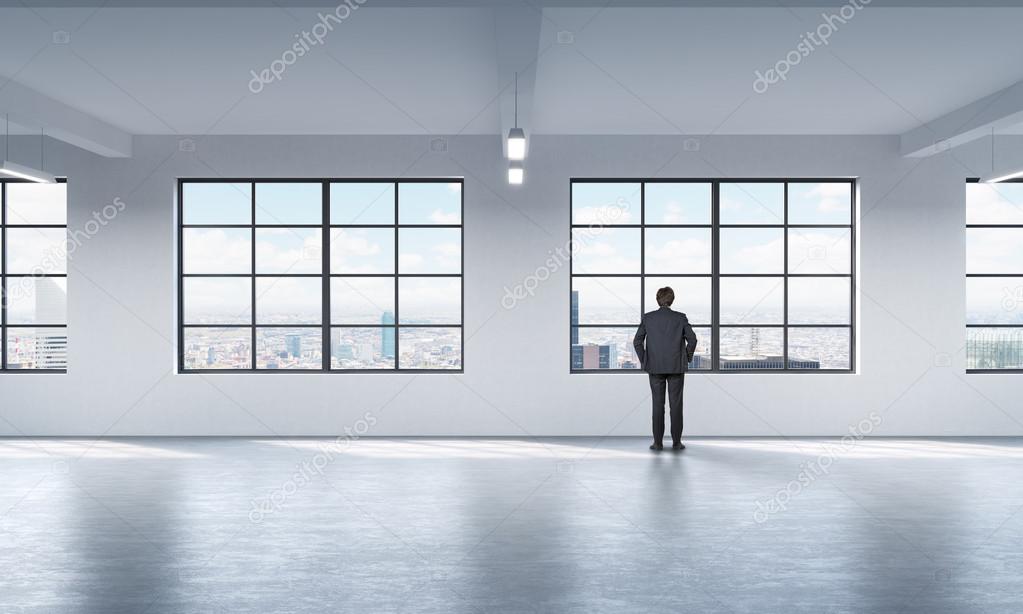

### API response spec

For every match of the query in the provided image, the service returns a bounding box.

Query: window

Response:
[570,179,855,372]
[1,180,68,371]
[178,179,463,372]
[966,179,1023,371]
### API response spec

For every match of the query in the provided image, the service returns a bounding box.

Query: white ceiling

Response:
[1,6,1023,136]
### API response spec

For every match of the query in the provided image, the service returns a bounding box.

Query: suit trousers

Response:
[649,373,685,445]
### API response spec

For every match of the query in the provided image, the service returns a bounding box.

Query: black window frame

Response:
[965,177,1023,373]
[177,177,464,374]
[1,178,68,374]
[569,178,856,374]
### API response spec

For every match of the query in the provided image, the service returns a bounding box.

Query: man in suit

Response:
[633,286,698,451]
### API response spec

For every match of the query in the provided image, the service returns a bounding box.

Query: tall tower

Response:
[750,327,761,358]
[285,334,302,358]
[381,311,396,359]
[571,290,579,345]
[34,278,68,369]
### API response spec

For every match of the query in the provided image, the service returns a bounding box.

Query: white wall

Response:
[2,133,1020,436]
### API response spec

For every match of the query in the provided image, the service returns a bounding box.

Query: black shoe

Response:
[649,443,663,451]
[672,443,685,451]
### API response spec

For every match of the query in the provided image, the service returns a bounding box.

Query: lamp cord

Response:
[514,72,518,128]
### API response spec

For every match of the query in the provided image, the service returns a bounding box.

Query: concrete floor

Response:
[2,437,1023,613]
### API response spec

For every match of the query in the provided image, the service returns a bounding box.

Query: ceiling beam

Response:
[7,0,1021,6]
[900,79,1023,158]
[0,80,132,158]
[494,5,541,158]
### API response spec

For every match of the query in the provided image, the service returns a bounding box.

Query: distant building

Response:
[34,333,67,370]
[967,330,1023,369]
[571,343,617,369]
[34,278,68,369]
[285,334,302,358]
[382,311,396,358]
[571,290,579,345]
[719,355,820,370]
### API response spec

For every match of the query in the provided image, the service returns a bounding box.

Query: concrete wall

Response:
[1,133,1020,436]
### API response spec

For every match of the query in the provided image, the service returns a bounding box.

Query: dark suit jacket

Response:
[633,307,698,374]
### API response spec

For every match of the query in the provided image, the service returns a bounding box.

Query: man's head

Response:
[656,286,675,307]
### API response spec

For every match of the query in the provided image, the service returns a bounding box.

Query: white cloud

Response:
[429,209,460,224]
[646,237,711,273]
[806,182,849,213]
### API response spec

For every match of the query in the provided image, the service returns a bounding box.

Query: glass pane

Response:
[645,183,711,225]
[788,228,852,274]
[182,228,251,274]
[398,327,462,369]
[644,228,711,274]
[967,228,1023,274]
[572,277,640,325]
[255,277,321,325]
[397,228,460,274]
[967,327,1023,370]
[720,228,783,274]
[255,228,321,274]
[571,182,639,225]
[331,327,395,369]
[331,277,394,324]
[788,182,852,225]
[644,277,711,324]
[720,183,784,225]
[254,183,321,225]
[6,327,67,370]
[788,328,850,370]
[6,228,66,274]
[6,182,66,225]
[572,327,641,370]
[689,327,711,370]
[967,182,1023,225]
[398,182,461,225]
[788,277,850,324]
[256,328,322,369]
[330,228,394,274]
[182,182,251,225]
[182,327,252,370]
[571,228,640,274]
[719,327,783,369]
[5,277,66,325]
[183,277,251,325]
[331,182,394,225]
[398,277,460,324]
[720,277,784,324]
[967,277,1023,325]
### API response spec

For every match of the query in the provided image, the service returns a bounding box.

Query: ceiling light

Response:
[0,160,56,184]
[507,127,525,161]
[508,161,524,185]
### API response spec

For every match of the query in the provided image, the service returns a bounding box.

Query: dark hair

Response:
[656,286,675,307]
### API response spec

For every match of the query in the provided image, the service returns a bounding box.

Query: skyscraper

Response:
[382,311,396,359]
[285,334,302,358]
[571,290,579,345]
[34,278,68,370]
